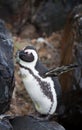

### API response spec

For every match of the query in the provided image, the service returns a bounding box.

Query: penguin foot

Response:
[28,113,52,121]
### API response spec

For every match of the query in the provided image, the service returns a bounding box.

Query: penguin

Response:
[16,45,62,120]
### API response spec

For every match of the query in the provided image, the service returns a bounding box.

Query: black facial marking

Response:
[19,50,34,62]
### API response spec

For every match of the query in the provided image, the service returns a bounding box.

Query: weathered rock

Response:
[60,4,82,92]
[0,117,13,130]
[0,115,65,130]
[0,19,14,114]
[10,116,65,130]
[0,0,82,35]
[32,0,68,35]
[0,0,30,31]
[58,4,82,130]
[19,24,38,38]
[32,0,82,35]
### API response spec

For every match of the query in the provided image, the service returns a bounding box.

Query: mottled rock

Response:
[10,116,65,130]
[0,19,14,114]
[59,4,82,130]
[32,0,67,35]
[0,117,13,130]
[0,0,82,35]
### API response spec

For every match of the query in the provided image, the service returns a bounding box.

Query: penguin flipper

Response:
[44,64,78,77]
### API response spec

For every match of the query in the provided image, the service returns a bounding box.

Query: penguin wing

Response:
[35,60,48,77]
[35,60,62,98]
[52,77,62,99]
[44,64,78,77]
[52,77,63,115]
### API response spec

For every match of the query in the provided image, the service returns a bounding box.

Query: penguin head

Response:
[16,46,39,68]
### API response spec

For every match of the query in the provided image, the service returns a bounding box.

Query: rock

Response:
[0,19,15,114]
[0,0,23,14]
[0,115,65,130]
[0,116,13,130]
[58,4,82,130]
[32,0,67,35]
[19,24,38,39]
[0,0,30,30]
[10,115,65,130]
[0,0,82,35]
[32,0,82,35]
[60,4,82,92]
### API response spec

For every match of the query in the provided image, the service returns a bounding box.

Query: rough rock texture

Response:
[0,0,82,35]
[0,19,14,114]
[32,0,68,35]
[31,0,82,35]
[0,0,30,31]
[59,4,82,130]
[10,116,65,130]
[0,115,65,130]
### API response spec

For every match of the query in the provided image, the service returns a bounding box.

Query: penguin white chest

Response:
[20,68,57,115]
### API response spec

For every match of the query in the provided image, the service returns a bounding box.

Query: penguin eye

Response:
[25,52,29,55]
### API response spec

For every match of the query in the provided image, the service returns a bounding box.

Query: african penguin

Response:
[16,46,62,119]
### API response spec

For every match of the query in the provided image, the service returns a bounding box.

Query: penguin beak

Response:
[15,50,20,64]
[19,50,25,56]
[19,50,28,61]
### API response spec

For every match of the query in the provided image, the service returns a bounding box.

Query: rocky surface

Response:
[10,116,65,130]
[0,3,82,130]
[0,0,82,35]
[0,20,14,114]
[0,115,65,130]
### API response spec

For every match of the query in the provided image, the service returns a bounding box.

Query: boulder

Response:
[0,19,14,114]
[10,116,65,130]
